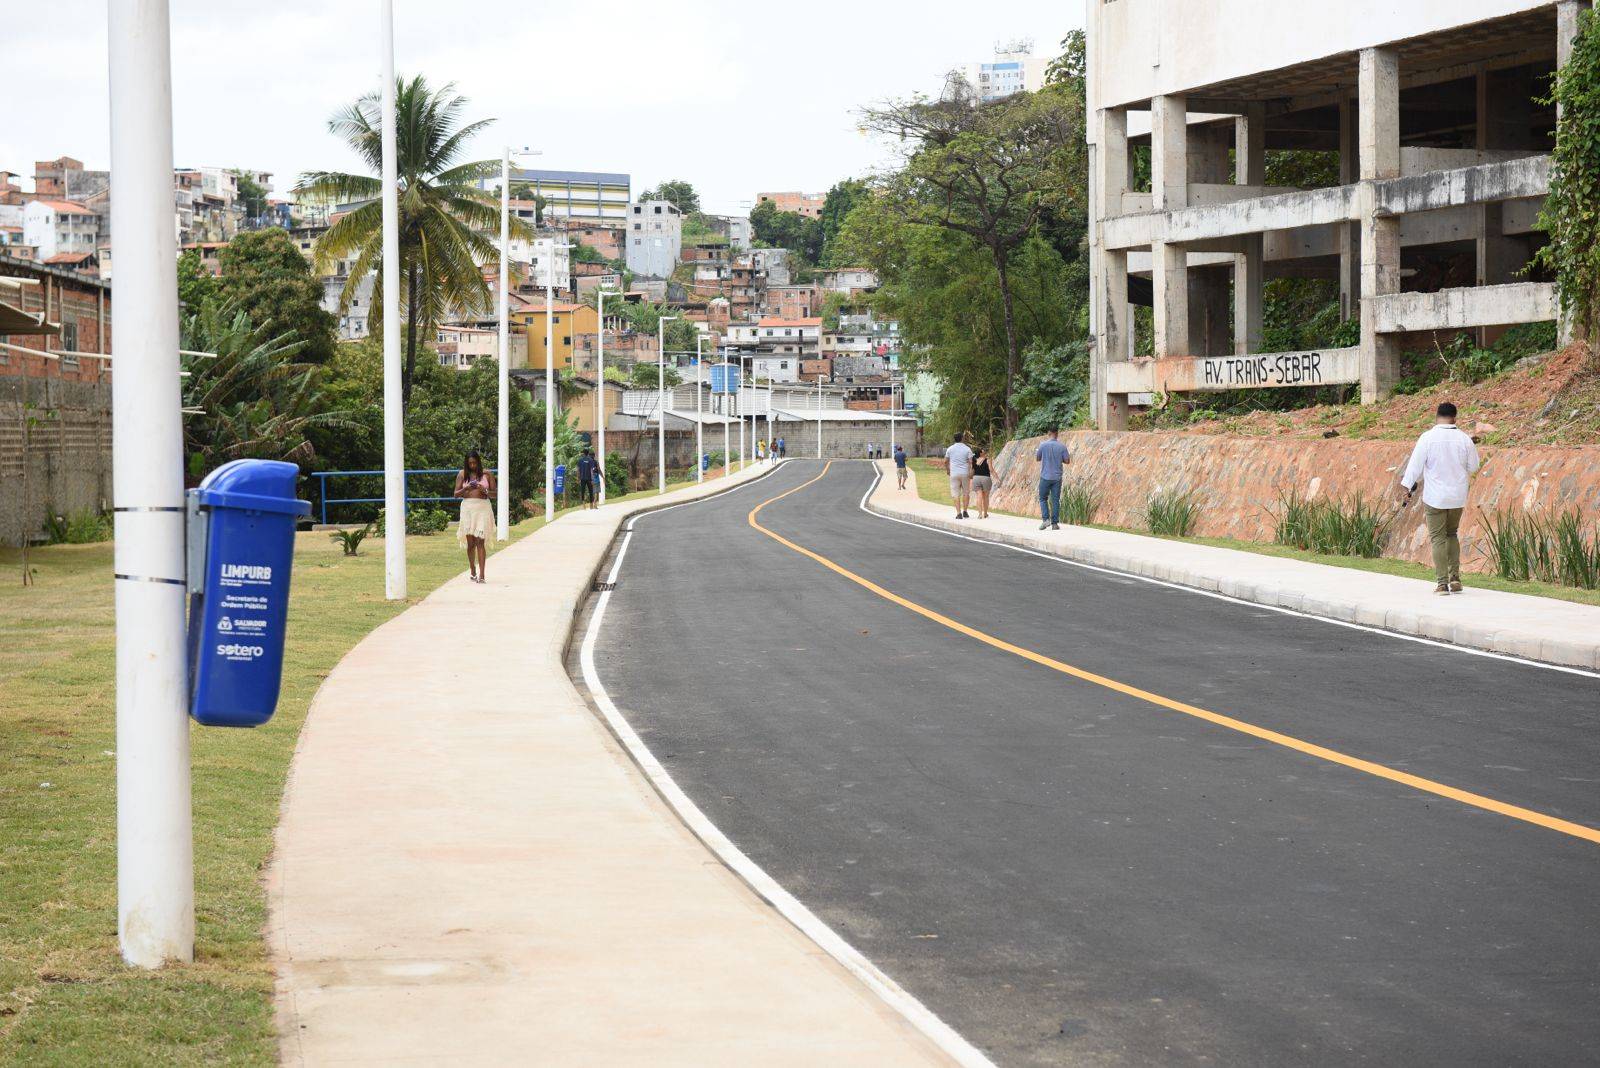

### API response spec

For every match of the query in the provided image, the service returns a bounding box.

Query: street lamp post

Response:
[380,0,404,600]
[657,315,677,493]
[497,147,539,538]
[695,335,706,483]
[109,0,192,969]
[815,370,823,459]
[721,360,731,477]
[542,239,574,522]
[595,288,610,504]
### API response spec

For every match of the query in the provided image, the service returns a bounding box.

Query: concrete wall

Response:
[992,430,1600,573]
[0,375,112,544]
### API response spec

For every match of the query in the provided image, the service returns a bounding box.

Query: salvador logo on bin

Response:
[186,459,310,727]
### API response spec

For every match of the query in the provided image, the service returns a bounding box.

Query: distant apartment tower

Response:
[626,199,682,278]
[755,191,824,219]
[962,49,1048,102]
[495,169,631,221]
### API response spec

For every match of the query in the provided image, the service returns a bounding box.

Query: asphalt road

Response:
[586,459,1600,1066]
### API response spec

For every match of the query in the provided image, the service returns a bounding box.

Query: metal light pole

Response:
[815,370,823,459]
[657,315,677,492]
[695,335,705,483]
[596,288,610,504]
[110,0,192,969]
[542,239,574,522]
[380,0,405,600]
[721,360,731,477]
[889,374,897,459]
[496,148,510,539]
[496,147,539,537]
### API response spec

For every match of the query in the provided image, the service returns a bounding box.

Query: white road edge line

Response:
[581,467,997,1068]
[856,462,1600,680]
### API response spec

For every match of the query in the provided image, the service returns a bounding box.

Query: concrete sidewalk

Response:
[267,464,951,1066]
[871,462,1600,671]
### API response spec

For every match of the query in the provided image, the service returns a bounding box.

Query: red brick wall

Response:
[0,273,110,385]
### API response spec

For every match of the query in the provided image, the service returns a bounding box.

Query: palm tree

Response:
[296,76,532,407]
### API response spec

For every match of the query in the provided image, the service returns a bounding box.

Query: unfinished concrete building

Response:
[1086,0,1590,428]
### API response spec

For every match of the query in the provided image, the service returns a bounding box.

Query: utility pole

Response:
[380,0,405,600]
[496,147,510,540]
[596,289,609,503]
[542,239,574,522]
[656,316,677,492]
[109,0,193,968]
[695,334,705,483]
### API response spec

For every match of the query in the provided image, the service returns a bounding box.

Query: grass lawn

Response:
[0,474,711,1065]
[905,458,1600,608]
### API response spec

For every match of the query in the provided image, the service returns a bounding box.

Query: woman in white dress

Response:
[454,450,496,583]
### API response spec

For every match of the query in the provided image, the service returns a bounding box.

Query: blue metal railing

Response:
[310,467,498,526]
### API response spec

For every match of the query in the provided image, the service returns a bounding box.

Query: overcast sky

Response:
[5,1,1081,216]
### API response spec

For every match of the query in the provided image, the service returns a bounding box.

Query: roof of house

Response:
[44,251,95,265]
[32,198,96,216]
[757,317,822,328]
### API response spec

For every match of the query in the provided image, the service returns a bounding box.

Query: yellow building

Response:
[510,301,599,372]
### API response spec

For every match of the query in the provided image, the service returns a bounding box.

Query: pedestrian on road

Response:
[1035,427,1071,531]
[1399,401,1481,595]
[454,450,496,583]
[971,446,993,519]
[576,447,601,510]
[894,443,908,490]
[945,432,974,519]
[777,436,786,459]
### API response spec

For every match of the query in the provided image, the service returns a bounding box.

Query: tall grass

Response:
[1274,489,1393,558]
[1058,480,1101,526]
[1480,507,1600,589]
[1145,489,1200,537]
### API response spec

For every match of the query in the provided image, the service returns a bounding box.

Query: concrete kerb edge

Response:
[864,495,1600,673]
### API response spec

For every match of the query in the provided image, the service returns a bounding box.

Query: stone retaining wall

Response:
[989,431,1600,573]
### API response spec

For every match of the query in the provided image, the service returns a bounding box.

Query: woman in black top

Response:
[971,447,993,519]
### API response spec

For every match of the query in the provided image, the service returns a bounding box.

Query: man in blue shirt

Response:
[1035,427,1071,530]
[575,448,601,509]
[893,443,908,489]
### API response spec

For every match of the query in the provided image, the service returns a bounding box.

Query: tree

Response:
[216,228,339,363]
[1537,8,1600,349]
[177,249,218,312]
[641,179,700,214]
[296,76,534,407]
[750,199,823,263]
[233,170,269,220]
[858,79,1087,431]
[819,179,871,265]
[629,362,681,388]
[179,300,353,478]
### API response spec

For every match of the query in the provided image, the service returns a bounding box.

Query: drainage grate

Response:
[593,580,617,592]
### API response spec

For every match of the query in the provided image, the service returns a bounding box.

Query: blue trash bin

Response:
[554,463,567,496]
[186,459,310,727]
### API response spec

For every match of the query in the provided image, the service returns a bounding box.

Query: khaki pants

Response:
[1425,505,1463,583]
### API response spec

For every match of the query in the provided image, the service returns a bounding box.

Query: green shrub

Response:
[1144,489,1199,537]
[1058,480,1100,526]
[44,510,113,545]
[1273,489,1392,558]
[375,506,450,537]
[1479,507,1600,589]
[328,523,373,556]
[604,451,630,495]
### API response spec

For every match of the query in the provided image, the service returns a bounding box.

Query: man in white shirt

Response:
[944,432,974,519]
[1398,401,1481,595]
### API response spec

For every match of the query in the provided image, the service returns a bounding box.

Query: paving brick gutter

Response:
[870,462,1600,672]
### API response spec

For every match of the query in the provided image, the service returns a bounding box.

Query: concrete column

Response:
[1234,103,1265,355]
[1094,108,1131,429]
[1358,48,1401,403]
[1150,95,1190,358]
[1556,1,1591,346]
[1098,248,1130,431]
[1338,98,1361,320]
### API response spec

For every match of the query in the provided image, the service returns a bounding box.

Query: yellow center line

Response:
[748,463,1600,846]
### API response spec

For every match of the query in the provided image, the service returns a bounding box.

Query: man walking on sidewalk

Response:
[945,433,974,519]
[893,443,908,489]
[1036,427,1071,530]
[1398,401,1480,595]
